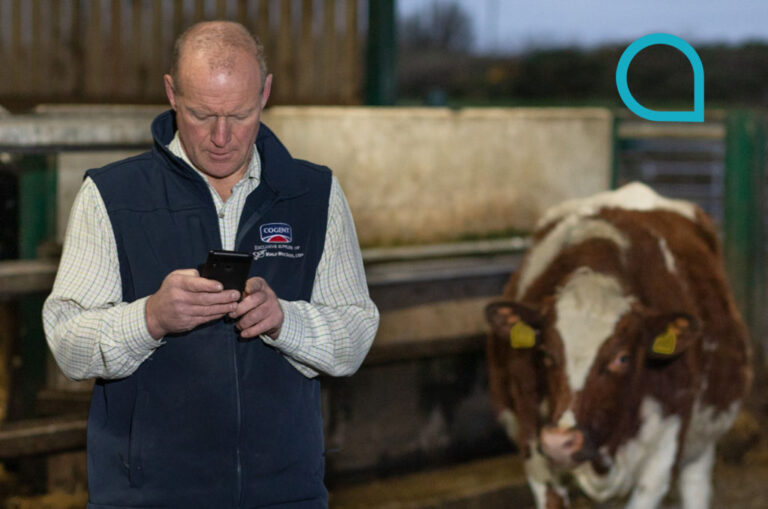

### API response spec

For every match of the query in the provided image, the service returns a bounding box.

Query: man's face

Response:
[164,52,272,181]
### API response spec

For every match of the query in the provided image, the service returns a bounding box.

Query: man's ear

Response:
[485,300,542,350]
[164,74,178,110]
[260,73,273,109]
[644,312,700,360]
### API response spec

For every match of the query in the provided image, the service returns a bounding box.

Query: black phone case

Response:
[199,250,253,292]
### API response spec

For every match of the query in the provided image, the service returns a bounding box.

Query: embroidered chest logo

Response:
[260,223,292,243]
[253,223,304,260]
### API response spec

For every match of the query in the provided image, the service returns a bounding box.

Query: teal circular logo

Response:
[616,33,704,123]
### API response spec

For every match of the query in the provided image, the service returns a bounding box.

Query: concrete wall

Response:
[0,106,613,246]
[57,151,143,243]
[263,107,613,246]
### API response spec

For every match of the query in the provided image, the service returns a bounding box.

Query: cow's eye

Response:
[539,348,556,367]
[607,350,631,374]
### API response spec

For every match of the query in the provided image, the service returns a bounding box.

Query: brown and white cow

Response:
[486,182,752,509]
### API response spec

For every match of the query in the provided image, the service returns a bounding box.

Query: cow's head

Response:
[487,269,700,471]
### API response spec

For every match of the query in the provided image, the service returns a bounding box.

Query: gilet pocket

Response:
[128,389,147,488]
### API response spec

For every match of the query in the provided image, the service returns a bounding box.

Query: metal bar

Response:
[298,0,314,101]
[31,0,42,95]
[617,122,725,140]
[151,0,164,96]
[111,0,123,98]
[194,0,205,22]
[0,259,58,297]
[276,0,293,102]
[14,154,57,418]
[0,240,525,296]
[0,2,4,96]
[132,0,143,95]
[0,415,87,458]
[724,111,766,364]
[237,0,249,26]
[364,333,484,365]
[611,113,620,188]
[362,238,528,264]
[364,0,396,105]
[321,0,334,100]
[71,0,85,98]
[173,0,184,38]
[343,0,358,104]
[18,155,55,259]
[87,0,102,97]
[256,0,270,47]
[51,0,62,97]
[0,112,160,150]
[11,0,22,91]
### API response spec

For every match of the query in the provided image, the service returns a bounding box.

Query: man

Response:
[43,21,379,508]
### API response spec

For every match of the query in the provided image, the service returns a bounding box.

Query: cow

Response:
[485,182,752,509]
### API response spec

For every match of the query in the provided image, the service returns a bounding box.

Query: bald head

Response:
[169,21,268,96]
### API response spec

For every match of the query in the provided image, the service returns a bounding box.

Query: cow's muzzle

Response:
[539,425,593,467]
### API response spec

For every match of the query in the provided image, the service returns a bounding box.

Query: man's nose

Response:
[211,117,231,147]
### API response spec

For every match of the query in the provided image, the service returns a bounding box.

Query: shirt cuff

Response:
[121,296,164,360]
[259,299,304,355]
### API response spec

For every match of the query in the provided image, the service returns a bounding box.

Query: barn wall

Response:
[265,107,613,246]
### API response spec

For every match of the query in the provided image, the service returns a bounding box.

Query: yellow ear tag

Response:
[510,321,536,349]
[652,326,677,355]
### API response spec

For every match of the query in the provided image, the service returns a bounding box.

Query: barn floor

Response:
[6,447,768,508]
[3,373,767,508]
[570,447,768,509]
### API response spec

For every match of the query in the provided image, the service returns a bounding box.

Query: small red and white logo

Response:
[260,223,292,243]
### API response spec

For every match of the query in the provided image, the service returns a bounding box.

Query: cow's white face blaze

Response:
[554,268,635,393]
[538,268,643,468]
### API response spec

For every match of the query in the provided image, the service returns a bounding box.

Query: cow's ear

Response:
[485,300,542,349]
[644,313,700,360]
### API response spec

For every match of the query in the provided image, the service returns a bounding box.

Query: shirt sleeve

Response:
[261,177,380,378]
[42,177,161,381]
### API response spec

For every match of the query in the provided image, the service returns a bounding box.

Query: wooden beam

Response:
[343,0,358,104]
[86,0,103,97]
[0,414,86,458]
[111,0,123,98]
[0,259,58,297]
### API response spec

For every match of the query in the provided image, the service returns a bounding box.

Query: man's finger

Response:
[230,291,267,318]
[240,314,281,339]
[184,275,225,293]
[188,302,239,318]
[174,269,200,277]
[244,277,266,295]
[235,305,269,331]
[193,290,240,306]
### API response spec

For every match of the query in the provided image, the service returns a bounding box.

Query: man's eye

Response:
[190,111,210,121]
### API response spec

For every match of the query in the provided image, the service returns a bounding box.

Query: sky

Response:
[398,0,768,53]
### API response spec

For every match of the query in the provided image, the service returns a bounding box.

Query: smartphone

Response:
[198,250,253,292]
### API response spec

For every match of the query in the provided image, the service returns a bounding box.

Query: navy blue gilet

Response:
[84,111,331,508]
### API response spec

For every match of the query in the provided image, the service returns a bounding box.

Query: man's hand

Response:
[145,269,241,339]
[229,277,284,339]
